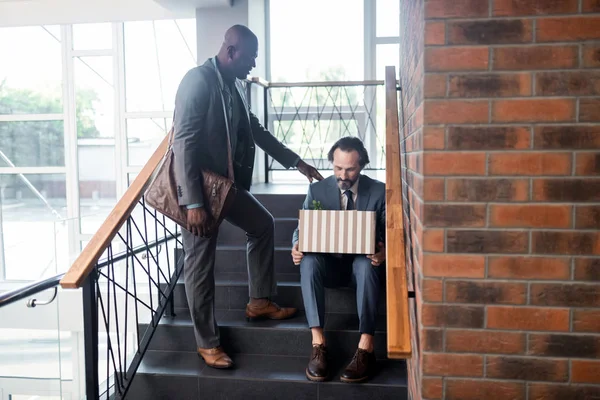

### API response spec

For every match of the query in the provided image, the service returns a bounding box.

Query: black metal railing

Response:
[80,197,183,399]
[247,79,386,181]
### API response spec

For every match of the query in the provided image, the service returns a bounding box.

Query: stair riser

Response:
[144,324,388,360]
[252,193,306,219]
[171,282,386,315]
[129,374,408,400]
[218,219,297,247]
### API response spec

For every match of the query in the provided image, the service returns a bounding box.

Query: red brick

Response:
[529,384,600,400]
[583,43,600,67]
[448,73,531,98]
[422,279,443,302]
[422,304,485,328]
[423,353,484,377]
[489,205,572,228]
[532,231,600,255]
[529,333,600,358]
[424,178,445,201]
[446,281,527,305]
[425,21,445,45]
[536,71,600,96]
[494,0,578,16]
[488,256,571,280]
[424,152,486,175]
[423,127,445,149]
[422,376,443,399]
[489,153,571,176]
[487,356,568,382]
[580,98,600,122]
[576,152,600,176]
[533,178,600,202]
[448,126,530,150]
[493,45,579,70]
[446,379,525,400]
[487,306,570,331]
[447,178,529,202]
[423,254,485,278]
[425,100,488,124]
[448,20,533,45]
[573,309,600,332]
[446,330,526,354]
[583,0,600,12]
[425,47,489,72]
[423,229,444,252]
[574,258,600,281]
[423,329,444,351]
[424,75,447,98]
[572,360,600,384]
[424,204,486,227]
[492,99,575,122]
[425,0,489,18]
[537,17,600,42]
[530,283,600,307]
[534,126,600,149]
[447,230,529,254]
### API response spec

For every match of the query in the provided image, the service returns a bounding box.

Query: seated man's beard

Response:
[337,178,355,190]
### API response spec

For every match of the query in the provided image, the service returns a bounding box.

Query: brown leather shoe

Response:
[245,300,297,321]
[306,344,329,382]
[197,346,234,369]
[340,348,376,383]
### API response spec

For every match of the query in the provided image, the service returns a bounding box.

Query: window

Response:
[268,0,364,82]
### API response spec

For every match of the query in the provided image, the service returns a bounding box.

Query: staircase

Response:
[129,185,408,399]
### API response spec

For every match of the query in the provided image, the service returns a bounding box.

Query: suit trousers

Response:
[182,188,277,348]
[300,253,383,336]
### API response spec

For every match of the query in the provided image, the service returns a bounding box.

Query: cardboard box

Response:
[298,210,376,254]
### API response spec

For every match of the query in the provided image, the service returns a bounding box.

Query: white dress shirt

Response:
[340,178,359,210]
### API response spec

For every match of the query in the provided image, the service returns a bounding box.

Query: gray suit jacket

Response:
[292,175,386,247]
[172,58,300,207]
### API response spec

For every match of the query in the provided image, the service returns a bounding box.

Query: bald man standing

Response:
[172,25,323,369]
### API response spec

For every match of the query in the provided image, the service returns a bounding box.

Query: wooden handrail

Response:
[60,135,170,289]
[384,66,412,359]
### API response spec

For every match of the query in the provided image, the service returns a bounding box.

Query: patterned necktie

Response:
[345,190,355,211]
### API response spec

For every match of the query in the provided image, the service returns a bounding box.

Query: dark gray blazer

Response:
[291,175,386,247]
[172,58,300,207]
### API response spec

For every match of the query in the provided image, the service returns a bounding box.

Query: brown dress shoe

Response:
[197,346,234,369]
[340,348,377,383]
[245,300,297,321]
[306,344,329,382]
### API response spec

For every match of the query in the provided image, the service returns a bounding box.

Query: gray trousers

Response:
[300,254,383,336]
[182,188,277,348]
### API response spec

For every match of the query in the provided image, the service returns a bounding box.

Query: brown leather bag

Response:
[144,125,236,230]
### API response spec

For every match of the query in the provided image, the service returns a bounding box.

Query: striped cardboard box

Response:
[298,210,376,254]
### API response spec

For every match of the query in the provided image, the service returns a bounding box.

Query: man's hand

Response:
[291,243,304,265]
[297,160,324,182]
[367,242,386,266]
[187,207,213,237]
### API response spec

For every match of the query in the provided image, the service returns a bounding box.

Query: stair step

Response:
[176,246,299,276]
[217,218,298,246]
[143,308,388,359]
[250,192,306,219]
[170,280,386,315]
[130,351,408,400]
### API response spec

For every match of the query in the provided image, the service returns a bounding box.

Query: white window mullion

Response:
[113,22,127,198]
[0,114,63,122]
[62,24,81,260]
[0,167,66,174]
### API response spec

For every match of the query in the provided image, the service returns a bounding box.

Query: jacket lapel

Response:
[357,175,371,211]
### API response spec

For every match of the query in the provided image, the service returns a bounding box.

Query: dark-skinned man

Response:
[173,24,323,369]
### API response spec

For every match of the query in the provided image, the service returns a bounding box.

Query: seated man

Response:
[291,136,386,383]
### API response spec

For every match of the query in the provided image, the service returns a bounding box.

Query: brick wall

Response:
[399,0,425,399]
[403,1,600,399]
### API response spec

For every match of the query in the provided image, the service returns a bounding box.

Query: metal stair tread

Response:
[137,350,408,388]
[157,307,387,333]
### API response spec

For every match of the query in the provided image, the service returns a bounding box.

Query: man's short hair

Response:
[327,136,370,168]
